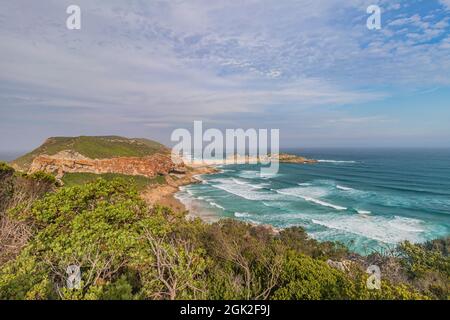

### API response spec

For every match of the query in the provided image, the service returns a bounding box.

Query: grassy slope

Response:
[61,172,166,190]
[11,136,168,171]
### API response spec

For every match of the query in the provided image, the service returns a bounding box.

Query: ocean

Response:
[176,148,450,254]
[0,152,22,162]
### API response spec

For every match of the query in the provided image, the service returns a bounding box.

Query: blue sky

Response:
[0,0,449,151]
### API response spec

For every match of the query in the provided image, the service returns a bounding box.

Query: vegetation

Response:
[0,162,57,266]
[397,239,449,299]
[61,172,166,190]
[0,164,448,300]
[11,136,168,170]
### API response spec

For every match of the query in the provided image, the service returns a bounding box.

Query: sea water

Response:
[0,152,22,162]
[176,148,450,254]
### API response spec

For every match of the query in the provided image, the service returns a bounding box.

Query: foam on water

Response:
[231,178,247,185]
[210,178,281,201]
[274,186,346,210]
[237,169,280,179]
[234,212,252,218]
[176,150,450,253]
[262,201,288,208]
[276,186,330,198]
[387,216,425,233]
[310,215,427,244]
[228,178,269,189]
[303,197,347,211]
[337,185,353,191]
[208,201,225,210]
[317,159,357,164]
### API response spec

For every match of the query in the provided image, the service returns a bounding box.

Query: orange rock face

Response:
[29,152,182,179]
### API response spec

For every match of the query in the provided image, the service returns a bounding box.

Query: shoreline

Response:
[141,161,446,251]
[141,164,220,217]
[141,153,316,225]
[141,164,281,234]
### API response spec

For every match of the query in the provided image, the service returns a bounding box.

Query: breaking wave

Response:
[274,187,346,210]
[311,215,427,244]
[317,159,357,164]
[234,212,252,218]
[210,178,280,201]
[337,185,353,191]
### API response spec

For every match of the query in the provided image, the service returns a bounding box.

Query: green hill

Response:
[11,136,168,171]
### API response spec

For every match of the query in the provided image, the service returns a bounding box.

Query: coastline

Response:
[141,163,281,233]
[141,153,316,223]
[141,164,220,217]
[141,152,450,252]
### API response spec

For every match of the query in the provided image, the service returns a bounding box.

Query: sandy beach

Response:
[141,165,219,215]
[140,154,316,221]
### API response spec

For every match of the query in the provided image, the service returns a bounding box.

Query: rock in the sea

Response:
[278,153,317,164]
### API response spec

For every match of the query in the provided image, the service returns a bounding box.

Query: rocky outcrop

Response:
[326,259,354,272]
[186,153,317,166]
[29,150,184,179]
[278,153,317,164]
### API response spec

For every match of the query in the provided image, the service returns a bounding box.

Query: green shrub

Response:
[0,178,444,300]
[0,178,206,300]
[61,172,159,190]
[397,240,449,299]
[0,162,14,177]
[28,171,57,185]
[273,251,353,300]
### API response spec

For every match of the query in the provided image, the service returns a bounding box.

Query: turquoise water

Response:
[176,149,450,254]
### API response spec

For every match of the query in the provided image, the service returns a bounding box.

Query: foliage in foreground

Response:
[0,163,57,265]
[0,171,447,300]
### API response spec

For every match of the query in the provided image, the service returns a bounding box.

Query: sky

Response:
[0,0,449,152]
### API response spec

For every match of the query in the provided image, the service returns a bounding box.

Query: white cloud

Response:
[440,0,450,10]
[0,0,449,149]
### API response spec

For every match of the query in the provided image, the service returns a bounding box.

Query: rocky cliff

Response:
[11,136,169,172]
[29,150,185,179]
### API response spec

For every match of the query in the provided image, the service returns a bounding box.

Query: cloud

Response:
[0,1,388,114]
[440,0,450,10]
[0,0,449,149]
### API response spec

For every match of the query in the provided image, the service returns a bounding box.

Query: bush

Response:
[0,179,207,300]
[0,178,444,300]
[0,166,56,266]
[0,162,14,178]
[397,240,449,299]
[273,251,354,300]
[27,171,57,185]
